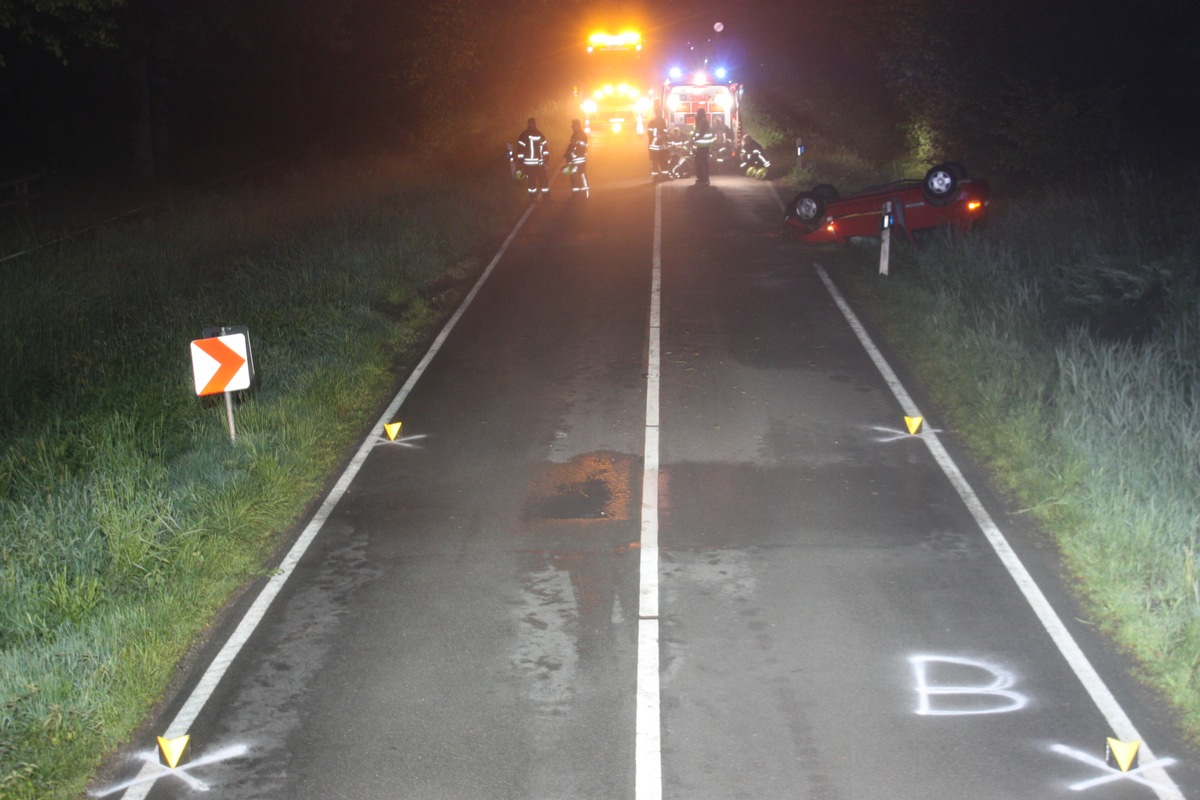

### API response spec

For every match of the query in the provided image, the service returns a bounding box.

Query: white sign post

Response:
[879,200,893,276]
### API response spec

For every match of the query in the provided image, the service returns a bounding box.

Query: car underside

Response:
[785,163,989,245]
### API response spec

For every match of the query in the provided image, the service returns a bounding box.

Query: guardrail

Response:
[0,173,43,211]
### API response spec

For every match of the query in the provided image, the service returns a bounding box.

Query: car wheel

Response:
[812,183,840,202]
[791,192,825,226]
[923,163,960,207]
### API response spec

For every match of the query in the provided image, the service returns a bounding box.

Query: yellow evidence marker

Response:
[384,422,402,441]
[157,734,192,769]
[1106,737,1141,772]
[904,416,924,435]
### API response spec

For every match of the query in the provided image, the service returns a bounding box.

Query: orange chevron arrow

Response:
[194,336,247,396]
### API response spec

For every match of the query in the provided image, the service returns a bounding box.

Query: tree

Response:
[0,0,124,66]
[874,0,1200,173]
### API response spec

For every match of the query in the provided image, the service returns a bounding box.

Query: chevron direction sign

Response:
[190,331,252,396]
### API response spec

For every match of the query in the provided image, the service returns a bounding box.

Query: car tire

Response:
[923,163,960,207]
[812,183,840,202]
[790,192,825,226]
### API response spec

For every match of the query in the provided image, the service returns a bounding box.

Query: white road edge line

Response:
[812,262,1184,800]
[636,182,664,800]
[114,203,537,800]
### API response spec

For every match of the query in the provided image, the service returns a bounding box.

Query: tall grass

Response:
[0,153,522,798]
[839,163,1200,734]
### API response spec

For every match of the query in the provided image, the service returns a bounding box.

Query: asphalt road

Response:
[99,133,1199,800]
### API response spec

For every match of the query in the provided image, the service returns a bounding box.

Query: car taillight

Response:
[825,220,835,233]
[967,200,983,212]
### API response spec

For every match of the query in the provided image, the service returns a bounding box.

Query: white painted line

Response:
[639,427,660,619]
[115,203,537,800]
[635,182,664,800]
[636,619,663,800]
[641,185,662,618]
[814,264,1184,800]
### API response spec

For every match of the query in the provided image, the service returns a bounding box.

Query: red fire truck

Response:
[660,68,742,144]
[577,30,656,135]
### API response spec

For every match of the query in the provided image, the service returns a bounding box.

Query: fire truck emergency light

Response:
[588,31,642,50]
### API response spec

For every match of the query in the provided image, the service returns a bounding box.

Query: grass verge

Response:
[829,163,1200,740]
[0,148,529,799]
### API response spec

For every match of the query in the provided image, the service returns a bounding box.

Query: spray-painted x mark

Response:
[373,433,429,449]
[1051,743,1177,792]
[89,743,249,796]
[868,424,941,444]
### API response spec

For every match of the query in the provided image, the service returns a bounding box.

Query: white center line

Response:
[635,182,664,800]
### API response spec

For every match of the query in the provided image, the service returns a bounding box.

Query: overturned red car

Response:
[784,163,989,245]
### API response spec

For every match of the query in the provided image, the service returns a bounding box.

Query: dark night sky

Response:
[0,0,1197,177]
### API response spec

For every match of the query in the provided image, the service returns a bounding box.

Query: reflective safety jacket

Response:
[740,136,770,168]
[516,129,549,165]
[647,117,668,150]
[564,132,589,165]
[692,123,716,149]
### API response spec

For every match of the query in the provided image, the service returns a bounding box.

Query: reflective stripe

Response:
[516,133,548,164]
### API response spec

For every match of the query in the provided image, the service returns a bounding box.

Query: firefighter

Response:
[514,118,550,200]
[692,108,716,186]
[711,117,735,170]
[563,118,589,198]
[739,134,771,178]
[646,106,669,179]
[665,127,692,179]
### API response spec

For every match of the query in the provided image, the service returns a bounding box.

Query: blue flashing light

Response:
[668,66,683,80]
[714,67,727,80]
